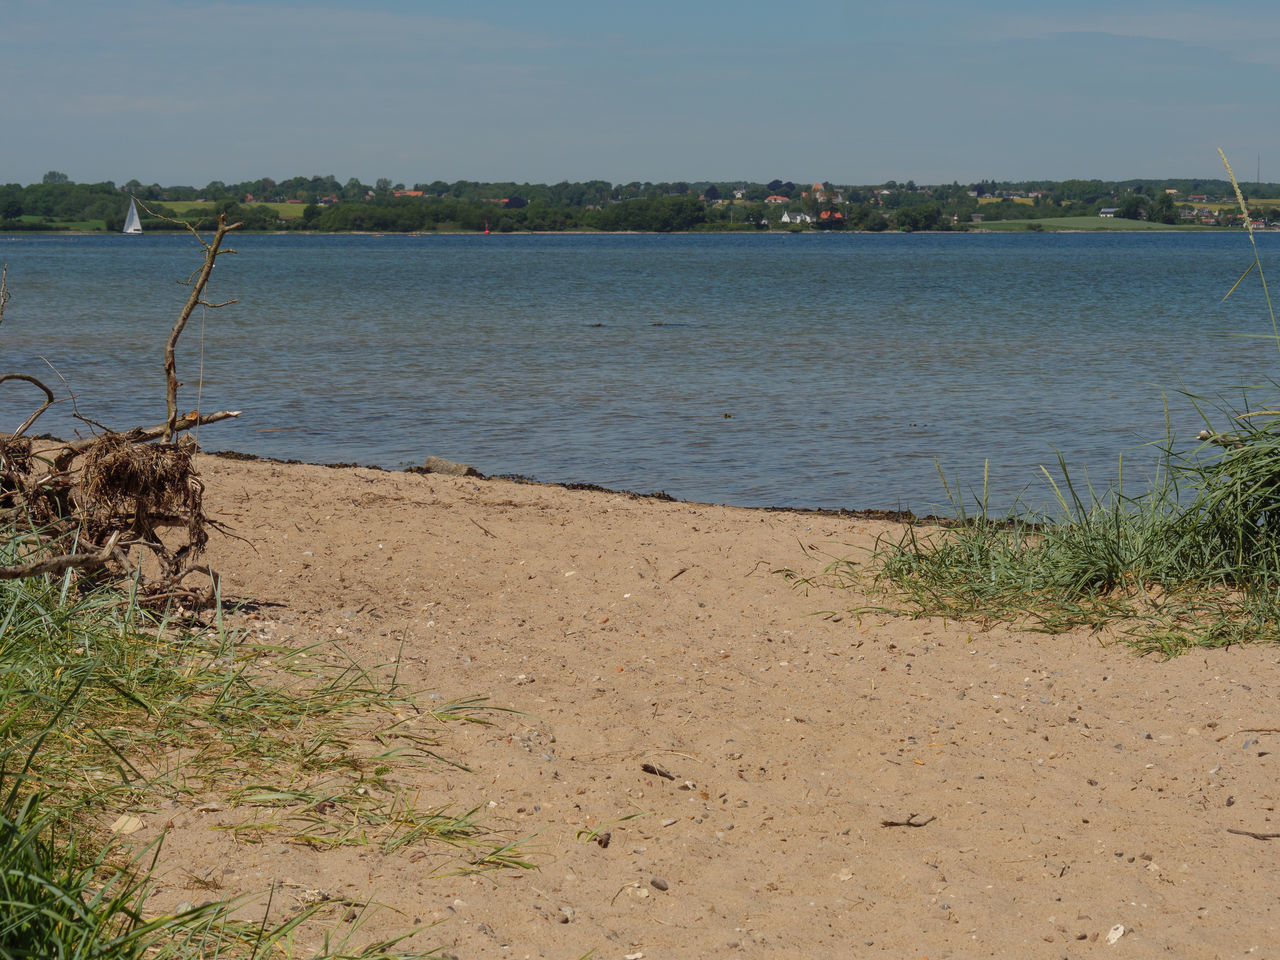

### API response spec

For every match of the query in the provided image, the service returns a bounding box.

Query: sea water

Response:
[1,230,1277,514]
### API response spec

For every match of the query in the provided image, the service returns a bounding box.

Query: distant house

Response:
[764,195,790,204]
[1099,208,1118,218]
[780,211,812,224]
[393,190,424,198]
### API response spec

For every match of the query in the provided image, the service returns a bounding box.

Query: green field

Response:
[155,200,303,218]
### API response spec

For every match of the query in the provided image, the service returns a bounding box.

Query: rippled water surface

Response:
[2,231,1278,512]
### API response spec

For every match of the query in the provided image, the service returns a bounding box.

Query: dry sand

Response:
[137,454,1280,958]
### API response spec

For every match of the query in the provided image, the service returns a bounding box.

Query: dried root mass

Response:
[0,213,242,607]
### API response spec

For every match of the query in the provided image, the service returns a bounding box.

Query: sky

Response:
[4,0,1280,188]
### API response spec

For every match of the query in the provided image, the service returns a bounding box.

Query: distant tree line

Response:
[1,171,1274,234]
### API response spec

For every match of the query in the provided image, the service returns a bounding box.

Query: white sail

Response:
[122,199,143,235]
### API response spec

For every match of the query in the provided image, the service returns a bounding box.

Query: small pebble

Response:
[651,877,669,891]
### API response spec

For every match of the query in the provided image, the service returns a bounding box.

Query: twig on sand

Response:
[1216,727,1280,743]
[1227,828,1280,840]
[881,813,935,828]
[470,517,497,538]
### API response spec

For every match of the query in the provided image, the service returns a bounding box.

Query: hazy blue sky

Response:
[5,0,1279,187]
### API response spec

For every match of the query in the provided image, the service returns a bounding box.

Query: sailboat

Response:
[122,198,143,235]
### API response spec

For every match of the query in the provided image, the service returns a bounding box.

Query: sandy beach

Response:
[132,453,1280,958]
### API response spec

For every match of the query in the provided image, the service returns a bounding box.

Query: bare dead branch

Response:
[0,373,57,438]
[173,562,220,589]
[0,532,120,581]
[135,198,231,252]
[164,212,242,441]
[106,408,242,446]
[0,264,10,325]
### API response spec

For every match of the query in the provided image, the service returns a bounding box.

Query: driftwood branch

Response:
[163,213,242,442]
[61,410,242,454]
[0,532,120,581]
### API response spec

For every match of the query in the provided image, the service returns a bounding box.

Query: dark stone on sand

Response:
[413,456,483,478]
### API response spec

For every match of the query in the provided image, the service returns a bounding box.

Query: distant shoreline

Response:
[0,225,1251,238]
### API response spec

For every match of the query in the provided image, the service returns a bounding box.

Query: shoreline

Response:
[0,225,1249,237]
[206,447,941,523]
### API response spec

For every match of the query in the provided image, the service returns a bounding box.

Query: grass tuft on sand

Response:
[0,522,521,957]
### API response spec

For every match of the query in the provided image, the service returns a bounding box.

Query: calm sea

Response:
[1,231,1277,514]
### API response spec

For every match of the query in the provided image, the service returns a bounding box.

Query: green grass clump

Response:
[855,152,1280,654]
[867,451,1280,652]
[0,530,521,957]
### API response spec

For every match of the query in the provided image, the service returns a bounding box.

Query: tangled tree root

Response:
[0,213,242,608]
